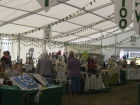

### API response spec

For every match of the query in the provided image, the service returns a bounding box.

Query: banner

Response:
[133,0,140,35]
[115,0,133,30]
[130,36,136,42]
[37,0,56,12]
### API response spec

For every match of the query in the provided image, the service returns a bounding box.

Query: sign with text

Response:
[115,0,133,30]
[133,0,140,35]
[37,0,56,12]
[115,0,140,35]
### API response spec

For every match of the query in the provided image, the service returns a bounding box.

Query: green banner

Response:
[45,0,49,7]
[115,0,133,30]
[134,0,140,35]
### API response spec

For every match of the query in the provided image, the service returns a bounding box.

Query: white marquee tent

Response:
[0,0,139,62]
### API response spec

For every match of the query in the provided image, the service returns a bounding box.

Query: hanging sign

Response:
[133,0,140,35]
[115,0,133,30]
[37,0,56,12]
[43,26,51,39]
[130,36,136,42]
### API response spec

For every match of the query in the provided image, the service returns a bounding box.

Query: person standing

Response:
[1,51,12,68]
[68,51,81,95]
[37,52,52,83]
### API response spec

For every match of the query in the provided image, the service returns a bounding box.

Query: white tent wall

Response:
[0,40,64,63]
[1,40,18,61]
[66,30,138,61]
[19,43,64,63]
[118,38,140,48]
[20,43,42,63]
[66,45,102,54]
[96,30,138,61]
[102,48,120,62]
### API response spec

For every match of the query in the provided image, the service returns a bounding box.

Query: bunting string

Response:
[53,13,114,40]
[69,36,138,51]
[70,28,120,44]
[0,0,97,37]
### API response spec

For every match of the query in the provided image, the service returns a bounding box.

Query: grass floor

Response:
[62,81,139,105]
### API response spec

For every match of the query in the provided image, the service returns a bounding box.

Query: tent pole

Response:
[115,35,117,57]
[17,36,21,58]
[139,22,140,35]
[101,31,103,55]
[0,37,1,57]
[64,43,68,53]
[43,41,46,52]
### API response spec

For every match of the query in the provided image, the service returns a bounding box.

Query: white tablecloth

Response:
[126,70,140,80]
[84,74,105,91]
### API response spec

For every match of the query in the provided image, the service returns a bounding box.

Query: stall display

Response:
[0,85,63,105]
[11,74,39,90]
[107,57,120,85]
[55,56,67,83]
[25,48,35,73]
[32,74,48,86]
[84,73,106,92]
[126,69,140,80]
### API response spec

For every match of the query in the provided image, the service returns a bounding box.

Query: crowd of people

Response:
[0,50,105,95]
[37,51,82,95]
[36,50,103,96]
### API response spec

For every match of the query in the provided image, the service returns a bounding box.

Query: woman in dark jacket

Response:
[68,51,81,95]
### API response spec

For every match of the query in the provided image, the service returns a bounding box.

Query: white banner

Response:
[115,0,133,30]
[37,0,56,12]
[133,0,140,35]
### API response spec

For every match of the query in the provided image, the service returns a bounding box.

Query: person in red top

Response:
[87,56,98,74]
[1,51,12,68]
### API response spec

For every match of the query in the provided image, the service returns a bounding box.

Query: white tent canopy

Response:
[0,0,138,62]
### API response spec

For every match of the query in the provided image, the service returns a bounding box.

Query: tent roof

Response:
[0,0,134,44]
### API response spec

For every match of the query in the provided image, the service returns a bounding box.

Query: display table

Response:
[126,69,140,80]
[107,70,120,85]
[0,85,63,105]
[84,73,106,92]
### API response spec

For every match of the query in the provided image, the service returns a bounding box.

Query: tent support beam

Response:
[115,34,117,56]
[17,36,21,58]
[57,0,114,22]
[65,26,117,42]
[0,0,70,27]
[57,0,133,30]
[101,31,103,55]
[87,29,133,43]
[0,1,114,39]
[0,2,114,31]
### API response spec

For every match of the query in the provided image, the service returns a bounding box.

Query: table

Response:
[126,70,140,80]
[0,85,63,105]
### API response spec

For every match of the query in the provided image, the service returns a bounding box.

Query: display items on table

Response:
[107,57,121,85]
[25,48,35,73]
[55,56,67,83]
[32,74,48,86]
[11,74,39,90]
[102,70,109,88]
